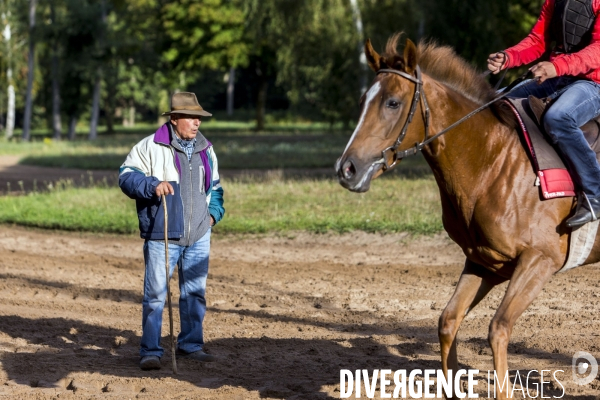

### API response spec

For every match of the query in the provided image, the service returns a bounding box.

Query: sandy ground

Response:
[0,225,598,399]
[0,156,599,399]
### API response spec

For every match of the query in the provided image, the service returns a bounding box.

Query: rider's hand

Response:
[529,61,557,84]
[155,181,174,197]
[487,52,506,74]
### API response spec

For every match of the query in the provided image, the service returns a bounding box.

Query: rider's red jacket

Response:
[503,0,600,83]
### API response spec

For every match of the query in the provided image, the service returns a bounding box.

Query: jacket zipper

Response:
[188,161,193,242]
[170,147,184,239]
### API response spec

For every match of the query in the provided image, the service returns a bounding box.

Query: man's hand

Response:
[487,52,506,74]
[210,216,215,226]
[155,181,174,197]
[529,61,557,83]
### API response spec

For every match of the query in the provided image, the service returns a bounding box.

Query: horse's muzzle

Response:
[335,156,379,193]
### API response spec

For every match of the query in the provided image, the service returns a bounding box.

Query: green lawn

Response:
[0,177,442,235]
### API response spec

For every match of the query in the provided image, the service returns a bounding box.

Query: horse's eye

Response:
[386,99,400,109]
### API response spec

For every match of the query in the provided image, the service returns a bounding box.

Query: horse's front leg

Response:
[489,249,557,399]
[439,260,506,397]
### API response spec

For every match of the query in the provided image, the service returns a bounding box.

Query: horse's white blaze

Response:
[342,82,381,156]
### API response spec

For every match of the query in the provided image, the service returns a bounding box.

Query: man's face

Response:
[171,114,201,140]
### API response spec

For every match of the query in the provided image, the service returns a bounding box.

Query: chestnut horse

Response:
[336,35,598,398]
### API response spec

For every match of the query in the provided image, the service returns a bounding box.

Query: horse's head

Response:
[336,36,423,192]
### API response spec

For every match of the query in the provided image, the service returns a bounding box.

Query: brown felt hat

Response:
[161,92,212,117]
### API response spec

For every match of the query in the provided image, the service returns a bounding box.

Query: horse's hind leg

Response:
[439,260,506,393]
[488,249,557,399]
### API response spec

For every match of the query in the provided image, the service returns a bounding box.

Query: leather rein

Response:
[372,66,519,171]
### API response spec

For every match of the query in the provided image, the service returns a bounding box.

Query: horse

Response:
[335,34,599,399]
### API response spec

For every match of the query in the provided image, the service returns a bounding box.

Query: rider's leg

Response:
[505,76,575,99]
[543,80,600,227]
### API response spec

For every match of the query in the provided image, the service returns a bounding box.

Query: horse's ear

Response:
[365,39,381,71]
[403,39,418,74]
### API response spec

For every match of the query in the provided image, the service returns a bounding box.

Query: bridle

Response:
[371,66,518,171]
[375,67,431,171]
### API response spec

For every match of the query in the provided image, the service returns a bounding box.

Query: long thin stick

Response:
[162,194,178,374]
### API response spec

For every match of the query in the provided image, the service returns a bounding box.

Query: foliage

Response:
[0,0,558,132]
[161,0,250,72]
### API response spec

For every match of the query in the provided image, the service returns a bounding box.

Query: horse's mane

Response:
[380,34,516,127]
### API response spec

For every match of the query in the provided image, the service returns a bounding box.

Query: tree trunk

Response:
[129,102,135,127]
[22,0,37,142]
[6,82,14,140]
[3,12,14,139]
[52,55,62,139]
[104,63,117,134]
[256,76,267,131]
[88,0,106,140]
[349,0,367,94]
[122,106,129,127]
[88,73,101,140]
[67,116,78,140]
[50,1,61,139]
[227,67,235,117]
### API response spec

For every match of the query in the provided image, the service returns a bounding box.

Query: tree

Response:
[21,0,35,141]
[349,0,367,94]
[265,0,363,126]
[1,1,15,139]
[88,0,106,140]
[49,0,62,139]
[161,0,252,120]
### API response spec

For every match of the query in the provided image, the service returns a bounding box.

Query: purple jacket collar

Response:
[153,123,171,145]
[152,123,213,191]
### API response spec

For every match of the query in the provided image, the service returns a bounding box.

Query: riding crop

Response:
[162,194,178,374]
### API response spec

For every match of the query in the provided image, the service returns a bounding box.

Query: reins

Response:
[372,67,531,171]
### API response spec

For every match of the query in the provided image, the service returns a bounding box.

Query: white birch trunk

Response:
[349,0,367,94]
[6,82,14,139]
[3,17,14,139]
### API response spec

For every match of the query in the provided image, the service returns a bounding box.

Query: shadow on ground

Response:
[0,314,584,399]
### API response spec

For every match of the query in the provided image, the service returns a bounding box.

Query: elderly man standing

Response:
[119,92,225,370]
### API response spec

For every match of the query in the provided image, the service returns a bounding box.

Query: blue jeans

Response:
[509,77,600,199]
[140,228,211,357]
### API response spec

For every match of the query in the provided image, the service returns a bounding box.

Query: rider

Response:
[488,0,600,229]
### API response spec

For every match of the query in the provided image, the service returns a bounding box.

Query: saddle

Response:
[504,96,600,200]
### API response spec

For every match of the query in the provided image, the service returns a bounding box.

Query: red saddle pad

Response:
[504,99,575,200]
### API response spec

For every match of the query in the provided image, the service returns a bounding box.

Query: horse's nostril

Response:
[343,160,356,180]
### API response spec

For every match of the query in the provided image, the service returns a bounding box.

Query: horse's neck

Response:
[421,83,517,201]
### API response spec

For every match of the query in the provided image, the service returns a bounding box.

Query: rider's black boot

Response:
[566,195,600,229]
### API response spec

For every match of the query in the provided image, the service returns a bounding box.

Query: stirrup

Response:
[582,192,598,221]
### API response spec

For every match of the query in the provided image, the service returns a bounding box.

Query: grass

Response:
[0,185,136,233]
[0,176,442,235]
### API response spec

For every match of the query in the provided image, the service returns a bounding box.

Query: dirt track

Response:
[0,225,599,399]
